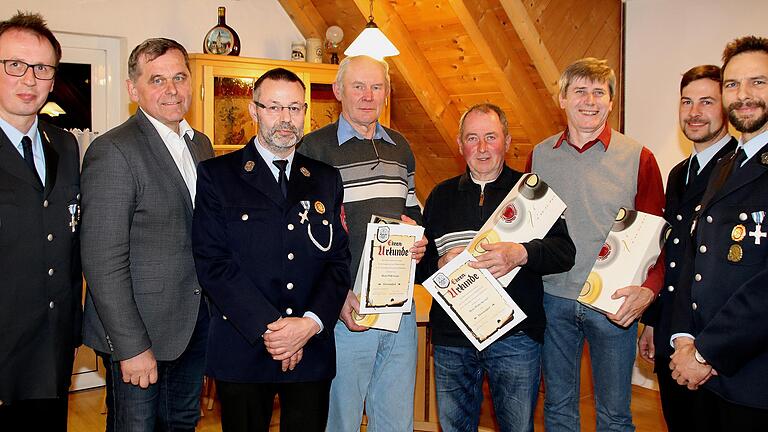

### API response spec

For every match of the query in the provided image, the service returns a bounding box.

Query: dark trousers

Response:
[693,386,768,432]
[0,396,68,432]
[100,303,208,432]
[216,379,331,432]
[656,358,701,432]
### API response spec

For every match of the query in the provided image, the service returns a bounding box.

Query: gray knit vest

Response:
[531,130,643,299]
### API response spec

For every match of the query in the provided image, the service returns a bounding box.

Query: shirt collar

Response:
[140,108,194,142]
[0,115,39,149]
[691,134,733,172]
[336,113,395,146]
[253,135,295,180]
[553,124,612,153]
[738,129,768,164]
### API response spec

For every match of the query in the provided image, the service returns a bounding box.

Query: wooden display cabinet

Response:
[186,54,390,156]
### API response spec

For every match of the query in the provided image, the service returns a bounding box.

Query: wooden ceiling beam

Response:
[349,0,462,157]
[449,0,561,142]
[276,0,328,38]
[498,0,562,102]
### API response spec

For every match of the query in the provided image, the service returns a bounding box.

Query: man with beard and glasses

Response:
[637,65,735,432]
[669,35,768,431]
[192,67,351,432]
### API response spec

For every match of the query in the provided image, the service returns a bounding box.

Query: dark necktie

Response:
[696,147,748,221]
[687,155,700,186]
[21,136,42,186]
[273,160,288,198]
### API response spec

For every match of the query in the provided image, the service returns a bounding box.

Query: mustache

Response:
[728,100,767,111]
[269,121,299,135]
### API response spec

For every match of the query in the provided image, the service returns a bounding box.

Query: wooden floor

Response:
[67,382,665,431]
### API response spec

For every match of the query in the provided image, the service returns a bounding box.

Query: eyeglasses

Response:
[253,101,307,117]
[0,59,57,80]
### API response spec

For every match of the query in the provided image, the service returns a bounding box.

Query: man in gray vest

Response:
[527,57,665,431]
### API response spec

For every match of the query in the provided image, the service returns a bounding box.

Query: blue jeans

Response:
[326,309,417,432]
[433,332,541,432]
[542,293,636,432]
[100,307,208,432]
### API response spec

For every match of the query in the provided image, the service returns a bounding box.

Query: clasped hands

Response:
[669,337,717,390]
[263,317,320,372]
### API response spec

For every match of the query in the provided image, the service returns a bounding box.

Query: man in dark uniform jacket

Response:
[638,65,736,431]
[670,35,768,431]
[0,12,82,431]
[419,104,575,432]
[192,68,350,432]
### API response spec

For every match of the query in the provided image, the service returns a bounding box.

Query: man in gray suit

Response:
[81,38,214,431]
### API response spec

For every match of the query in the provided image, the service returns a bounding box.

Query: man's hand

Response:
[638,325,655,364]
[669,337,717,390]
[469,242,527,278]
[401,215,428,263]
[264,317,319,361]
[120,349,158,389]
[607,285,654,327]
[339,290,369,332]
[438,246,464,269]
[280,348,303,372]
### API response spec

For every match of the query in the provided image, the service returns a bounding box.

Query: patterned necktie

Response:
[273,160,289,198]
[21,136,42,186]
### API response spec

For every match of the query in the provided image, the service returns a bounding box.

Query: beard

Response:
[260,120,302,151]
[728,99,768,133]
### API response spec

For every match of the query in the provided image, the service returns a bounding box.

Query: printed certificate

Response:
[466,173,566,286]
[423,251,527,351]
[359,221,424,314]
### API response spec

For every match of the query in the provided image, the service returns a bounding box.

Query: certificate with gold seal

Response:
[423,251,527,351]
[359,221,424,314]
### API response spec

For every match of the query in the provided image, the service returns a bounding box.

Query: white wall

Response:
[2,0,303,60]
[625,0,768,182]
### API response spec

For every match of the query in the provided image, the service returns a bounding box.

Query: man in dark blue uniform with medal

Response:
[669,35,768,431]
[192,68,350,432]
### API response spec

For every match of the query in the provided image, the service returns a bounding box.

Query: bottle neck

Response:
[218,8,226,25]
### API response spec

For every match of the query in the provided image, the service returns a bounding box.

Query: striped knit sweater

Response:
[299,121,422,283]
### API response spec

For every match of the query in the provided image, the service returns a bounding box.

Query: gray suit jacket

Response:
[81,109,214,361]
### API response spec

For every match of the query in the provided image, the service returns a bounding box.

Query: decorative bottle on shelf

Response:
[203,6,240,56]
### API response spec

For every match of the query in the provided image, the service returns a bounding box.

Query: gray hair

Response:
[458,103,510,139]
[335,55,391,93]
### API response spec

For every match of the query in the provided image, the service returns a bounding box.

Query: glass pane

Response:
[214,76,255,147]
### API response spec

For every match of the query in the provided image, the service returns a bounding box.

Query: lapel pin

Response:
[732,224,746,242]
[314,201,326,214]
[244,161,255,172]
[300,167,310,177]
[761,152,768,166]
[727,244,743,262]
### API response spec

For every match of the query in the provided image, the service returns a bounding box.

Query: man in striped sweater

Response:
[299,55,427,432]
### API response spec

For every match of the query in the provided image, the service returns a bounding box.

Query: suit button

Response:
[699,245,707,253]
[285,308,293,315]
[694,204,701,212]
[288,224,294,230]
[740,212,748,221]
[48,268,55,276]
[670,262,676,268]
[692,302,698,310]
[43,200,49,208]
[47,233,54,241]
[194,288,201,295]
[322,219,329,226]
[241,214,249,221]
[676,214,682,221]
[286,282,294,290]
[694,274,702,282]
[706,216,713,223]
[222,315,228,320]
[49,301,55,309]
[673,238,679,244]
[667,286,674,292]
[287,252,294,260]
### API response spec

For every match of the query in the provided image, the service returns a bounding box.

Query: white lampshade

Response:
[344,21,399,60]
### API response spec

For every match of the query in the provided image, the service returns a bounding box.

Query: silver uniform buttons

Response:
[48,268,54,276]
[241,214,249,221]
[670,262,676,268]
[667,286,674,292]
[740,213,748,221]
[285,308,293,315]
[47,233,54,241]
[706,216,713,223]
[49,301,55,309]
[288,224,294,230]
[695,204,701,212]
[699,245,707,253]
[694,274,702,282]
[692,302,698,310]
[43,200,49,208]
[286,283,294,290]
[673,238,680,244]
[222,315,228,320]
[676,214,683,221]
[287,252,295,260]
[322,220,329,226]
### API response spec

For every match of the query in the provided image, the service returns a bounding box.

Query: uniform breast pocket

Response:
[224,206,272,252]
[722,206,768,266]
[0,188,19,246]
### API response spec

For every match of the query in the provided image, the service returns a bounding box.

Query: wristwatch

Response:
[694,349,708,365]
